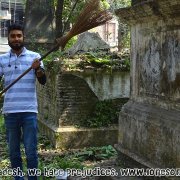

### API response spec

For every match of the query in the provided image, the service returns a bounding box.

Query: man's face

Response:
[8,30,24,51]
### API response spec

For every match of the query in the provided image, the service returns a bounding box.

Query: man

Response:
[0,23,46,180]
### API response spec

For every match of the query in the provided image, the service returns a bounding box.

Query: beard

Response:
[8,41,24,51]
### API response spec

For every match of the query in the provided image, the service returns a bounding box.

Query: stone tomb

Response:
[37,71,123,149]
[115,0,180,168]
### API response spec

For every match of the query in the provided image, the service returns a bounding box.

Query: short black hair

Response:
[8,23,24,34]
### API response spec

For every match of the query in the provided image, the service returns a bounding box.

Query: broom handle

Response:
[0,43,60,97]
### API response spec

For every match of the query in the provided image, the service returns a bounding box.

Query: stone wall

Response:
[116,0,180,169]
[37,70,129,148]
[71,71,130,100]
[38,70,130,127]
[37,72,98,127]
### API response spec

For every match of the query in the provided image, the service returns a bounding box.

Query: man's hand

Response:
[32,59,45,78]
[31,59,40,70]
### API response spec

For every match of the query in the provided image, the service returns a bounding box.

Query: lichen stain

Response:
[141,37,161,93]
[160,34,180,96]
[170,73,180,93]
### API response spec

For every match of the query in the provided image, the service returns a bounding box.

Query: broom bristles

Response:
[56,0,113,48]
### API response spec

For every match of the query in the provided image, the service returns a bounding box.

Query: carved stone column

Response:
[115,0,180,168]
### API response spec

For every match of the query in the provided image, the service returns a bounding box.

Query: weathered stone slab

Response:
[116,0,180,25]
[38,121,118,149]
[117,101,180,168]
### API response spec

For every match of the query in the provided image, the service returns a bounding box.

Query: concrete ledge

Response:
[114,144,180,180]
[38,120,118,149]
[114,143,155,168]
[118,101,180,168]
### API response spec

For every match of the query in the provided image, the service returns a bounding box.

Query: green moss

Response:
[42,50,130,73]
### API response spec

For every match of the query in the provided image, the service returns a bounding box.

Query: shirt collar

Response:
[9,47,27,56]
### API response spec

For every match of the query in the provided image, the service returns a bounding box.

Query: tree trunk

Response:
[55,0,64,38]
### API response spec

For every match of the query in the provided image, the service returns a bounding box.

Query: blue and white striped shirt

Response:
[0,47,43,114]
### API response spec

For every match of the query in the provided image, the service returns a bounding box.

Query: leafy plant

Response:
[39,156,84,172]
[80,100,118,128]
[74,145,117,161]
[122,30,130,49]
[64,36,78,50]
[123,57,130,71]
[0,115,5,134]
[84,52,111,68]
[43,51,64,74]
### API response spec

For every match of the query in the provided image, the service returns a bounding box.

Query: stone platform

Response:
[117,101,180,168]
[38,120,118,149]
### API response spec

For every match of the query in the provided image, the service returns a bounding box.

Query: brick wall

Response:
[37,72,98,127]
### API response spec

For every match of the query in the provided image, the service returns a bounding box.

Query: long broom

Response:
[0,0,112,96]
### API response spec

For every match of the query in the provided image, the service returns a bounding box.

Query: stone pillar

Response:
[115,0,180,168]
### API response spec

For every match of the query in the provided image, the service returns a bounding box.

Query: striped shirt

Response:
[0,47,43,114]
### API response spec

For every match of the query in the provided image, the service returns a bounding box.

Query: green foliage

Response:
[85,52,111,68]
[109,0,131,9]
[27,33,78,75]
[27,33,46,53]
[0,115,5,134]
[38,144,117,174]
[0,116,10,170]
[122,30,130,49]
[39,156,84,172]
[43,51,64,74]
[123,57,130,71]
[62,0,85,27]
[100,0,110,9]
[80,100,118,128]
[55,50,130,72]
[79,98,129,128]
[74,145,117,162]
[64,36,78,50]
[27,33,64,74]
